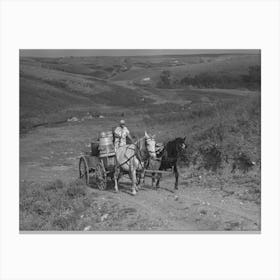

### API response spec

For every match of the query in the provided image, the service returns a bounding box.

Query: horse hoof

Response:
[132,190,137,195]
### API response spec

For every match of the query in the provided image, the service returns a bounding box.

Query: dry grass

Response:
[20,179,164,231]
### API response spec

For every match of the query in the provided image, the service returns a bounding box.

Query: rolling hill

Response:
[20,53,260,132]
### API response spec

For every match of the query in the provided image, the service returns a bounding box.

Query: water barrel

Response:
[99,131,114,155]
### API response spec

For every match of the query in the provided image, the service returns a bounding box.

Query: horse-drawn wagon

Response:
[78,130,159,195]
[79,131,116,190]
[79,130,186,194]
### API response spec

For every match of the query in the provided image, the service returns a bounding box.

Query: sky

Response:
[20,49,260,57]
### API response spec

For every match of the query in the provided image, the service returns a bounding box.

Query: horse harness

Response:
[116,137,153,169]
[153,143,179,163]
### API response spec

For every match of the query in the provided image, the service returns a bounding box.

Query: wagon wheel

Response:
[95,161,107,190]
[79,156,89,185]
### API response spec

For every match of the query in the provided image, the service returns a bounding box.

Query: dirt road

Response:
[20,120,260,231]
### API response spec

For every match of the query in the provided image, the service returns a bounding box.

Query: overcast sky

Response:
[20,49,260,57]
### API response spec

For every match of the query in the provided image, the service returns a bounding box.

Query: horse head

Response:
[175,136,187,153]
[144,131,156,159]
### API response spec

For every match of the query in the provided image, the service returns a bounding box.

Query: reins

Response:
[116,150,135,169]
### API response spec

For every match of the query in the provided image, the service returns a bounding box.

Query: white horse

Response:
[114,132,156,195]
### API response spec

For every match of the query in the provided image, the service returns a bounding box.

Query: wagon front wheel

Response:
[95,162,107,190]
[79,156,89,185]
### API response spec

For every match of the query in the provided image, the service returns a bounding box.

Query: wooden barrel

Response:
[99,131,114,155]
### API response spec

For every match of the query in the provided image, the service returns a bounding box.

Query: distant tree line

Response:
[157,65,261,90]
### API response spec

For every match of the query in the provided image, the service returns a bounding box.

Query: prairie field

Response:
[20,52,261,231]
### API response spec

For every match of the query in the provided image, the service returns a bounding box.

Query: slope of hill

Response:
[20,53,260,132]
[111,54,260,82]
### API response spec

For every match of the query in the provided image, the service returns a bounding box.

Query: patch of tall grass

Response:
[20,180,91,231]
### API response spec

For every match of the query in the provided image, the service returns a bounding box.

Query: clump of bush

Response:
[20,179,90,231]
[66,184,86,198]
[180,95,260,173]
[20,178,154,231]
[157,65,261,90]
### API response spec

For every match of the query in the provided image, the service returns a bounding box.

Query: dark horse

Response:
[147,137,186,190]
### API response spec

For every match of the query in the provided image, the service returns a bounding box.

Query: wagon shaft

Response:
[144,169,173,174]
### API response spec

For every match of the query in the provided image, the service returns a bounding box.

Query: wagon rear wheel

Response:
[95,162,107,190]
[79,156,89,185]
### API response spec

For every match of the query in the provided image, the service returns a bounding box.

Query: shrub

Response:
[180,95,260,173]
[52,215,74,230]
[156,65,261,90]
[44,179,65,191]
[66,183,86,199]
[31,200,51,216]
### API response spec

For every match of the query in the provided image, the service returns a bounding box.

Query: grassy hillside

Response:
[20,93,261,231]
[20,62,152,131]
[20,53,260,133]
